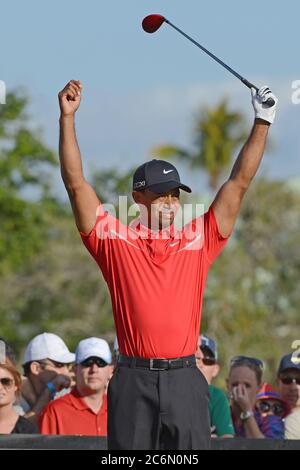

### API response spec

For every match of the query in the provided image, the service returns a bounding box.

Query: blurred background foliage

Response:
[0,89,299,386]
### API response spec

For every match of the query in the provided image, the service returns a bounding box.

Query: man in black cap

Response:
[277,352,300,439]
[131,158,191,231]
[277,353,300,411]
[58,79,277,450]
[195,335,234,438]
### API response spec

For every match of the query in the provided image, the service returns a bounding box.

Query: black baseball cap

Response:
[200,335,218,361]
[278,353,300,376]
[133,159,192,194]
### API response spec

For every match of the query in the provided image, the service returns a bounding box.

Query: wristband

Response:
[46,382,56,398]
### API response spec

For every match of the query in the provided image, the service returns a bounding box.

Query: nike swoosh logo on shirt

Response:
[169,241,180,247]
[163,169,174,175]
[174,234,202,254]
[110,230,142,250]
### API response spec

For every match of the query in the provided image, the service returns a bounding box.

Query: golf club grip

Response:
[241,79,275,108]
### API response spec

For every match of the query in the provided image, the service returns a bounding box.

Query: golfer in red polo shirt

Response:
[58,80,277,450]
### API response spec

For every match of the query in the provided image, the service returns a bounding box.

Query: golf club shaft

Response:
[165,19,275,107]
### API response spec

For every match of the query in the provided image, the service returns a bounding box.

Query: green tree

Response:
[92,166,138,224]
[153,99,246,190]
[0,91,122,353]
[202,179,300,385]
[0,90,57,274]
[92,167,134,205]
[0,212,114,353]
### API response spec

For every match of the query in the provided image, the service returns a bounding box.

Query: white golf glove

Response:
[251,86,278,125]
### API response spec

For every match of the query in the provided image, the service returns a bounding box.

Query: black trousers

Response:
[107,362,211,450]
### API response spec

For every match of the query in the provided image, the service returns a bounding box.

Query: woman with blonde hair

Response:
[0,362,38,434]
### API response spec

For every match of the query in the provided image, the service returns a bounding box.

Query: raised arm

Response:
[211,87,278,238]
[58,80,100,234]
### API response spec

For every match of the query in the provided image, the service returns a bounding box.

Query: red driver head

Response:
[142,14,166,33]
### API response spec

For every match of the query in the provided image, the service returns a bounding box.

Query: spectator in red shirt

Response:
[40,337,112,436]
[58,79,277,450]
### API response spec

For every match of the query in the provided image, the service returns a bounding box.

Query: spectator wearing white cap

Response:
[21,333,75,424]
[40,337,112,436]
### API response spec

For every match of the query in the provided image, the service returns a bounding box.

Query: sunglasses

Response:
[230,356,264,370]
[196,356,216,366]
[0,377,14,388]
[38,360,70,369]
[280,376,300,385]
[80,357,108,368]
[257,401,284,416]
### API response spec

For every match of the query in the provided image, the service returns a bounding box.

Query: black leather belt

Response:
[118,354,196,371]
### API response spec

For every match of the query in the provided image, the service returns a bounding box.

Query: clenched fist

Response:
[58,80,82,116]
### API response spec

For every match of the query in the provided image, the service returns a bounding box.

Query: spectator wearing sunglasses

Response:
[195,335,234,438]
[277,353,300,439]
[40,337,112,435]
[227,356,285,439]
[0,338,25,417]
[277,353,300,411]
[255,383,289,439]
[21,333,75,424]
[0,361,38,434]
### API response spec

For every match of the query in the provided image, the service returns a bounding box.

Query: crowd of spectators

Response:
[0,333,299,440]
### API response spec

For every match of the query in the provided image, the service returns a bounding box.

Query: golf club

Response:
[142,14,275,108]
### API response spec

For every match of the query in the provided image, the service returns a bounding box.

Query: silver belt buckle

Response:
[149,358,167,371]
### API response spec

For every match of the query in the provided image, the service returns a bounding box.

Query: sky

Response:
[1,0,300,196]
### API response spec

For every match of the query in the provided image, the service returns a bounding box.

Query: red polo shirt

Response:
[80,205,229,359]
[40,389,107,436]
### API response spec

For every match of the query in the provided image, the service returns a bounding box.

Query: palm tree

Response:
[153,99,246,191]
